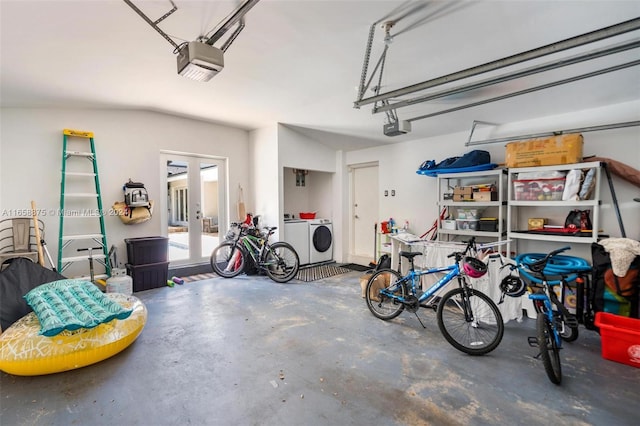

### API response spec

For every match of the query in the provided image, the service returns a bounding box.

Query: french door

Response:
[161,152,227,266]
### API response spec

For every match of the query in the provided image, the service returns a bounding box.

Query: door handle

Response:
[355,215,359,219]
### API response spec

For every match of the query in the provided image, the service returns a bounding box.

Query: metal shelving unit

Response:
[506,161,602,255]
[436,168,508,244]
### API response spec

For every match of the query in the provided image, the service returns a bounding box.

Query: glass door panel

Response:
[163,154,226,266]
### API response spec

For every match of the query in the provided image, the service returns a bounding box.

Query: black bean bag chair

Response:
[0,258,65,331]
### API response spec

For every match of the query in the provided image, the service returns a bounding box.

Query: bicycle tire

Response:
[263,242,300,283]
[365,268,405,320]
[537,312,562,385]
[437,287,504,356]
[210,241,246,278]
[558,313,579,343]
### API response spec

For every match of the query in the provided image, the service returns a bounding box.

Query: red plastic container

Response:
[380,221,391,234]
[594,312,640,368]
[299,212,316,219]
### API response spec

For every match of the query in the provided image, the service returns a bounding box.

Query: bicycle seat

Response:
[528,258,547,274]
[399,251,421,260]
[264,226,277,232]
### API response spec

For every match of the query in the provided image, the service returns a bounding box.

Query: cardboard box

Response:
[359,273,372,298]
[361,272,391,300]
[453,194,473,202]
[528,218,548,230]
[453,186,473,195]
[505,134,583,168]
[473,191,498,202]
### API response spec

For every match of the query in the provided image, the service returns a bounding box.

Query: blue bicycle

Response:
[365,238,504,355]
[499,247,590,384]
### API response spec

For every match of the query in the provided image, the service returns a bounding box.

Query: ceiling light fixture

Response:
[123,0,261,82]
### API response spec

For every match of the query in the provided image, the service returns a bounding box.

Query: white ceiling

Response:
[2,1,639,150]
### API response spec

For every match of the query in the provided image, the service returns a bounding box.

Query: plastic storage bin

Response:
[479,218,498,232]
[456,219,479,230]
[594,312,640,368]
[126,261,169,292]
[513,178,566,201]
[441,220,457,230]
[456,209,480,220]
[125,236,169,265]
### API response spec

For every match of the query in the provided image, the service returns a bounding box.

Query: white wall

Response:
[2,100,637,272]
[344,100,640,262]
[278,125,336,172]
[277,124,339,239]
[0,108,250,274]
[249,125,279,236]
[282,168,333,220]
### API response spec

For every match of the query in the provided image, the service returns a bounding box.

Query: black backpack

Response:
[375,254,391,270]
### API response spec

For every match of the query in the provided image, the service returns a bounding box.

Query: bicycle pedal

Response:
[527,336,539,347]
[419,303,437,311]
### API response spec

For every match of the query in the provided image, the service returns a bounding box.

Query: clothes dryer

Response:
[308,219,333,264]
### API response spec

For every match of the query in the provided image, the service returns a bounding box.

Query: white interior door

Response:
[161,153,227,267]
[351,164,379,265]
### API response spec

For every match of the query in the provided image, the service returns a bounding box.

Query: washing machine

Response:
[308,218,333,264]
[283,220,310,265]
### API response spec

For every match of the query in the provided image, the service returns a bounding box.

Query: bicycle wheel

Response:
[437,287,504,355]
[365,269,405,320]
[557,312,579,342]
[264,242,300,283]
[561,325,579,342]
[537,312,562,385]
[210,241,246,278]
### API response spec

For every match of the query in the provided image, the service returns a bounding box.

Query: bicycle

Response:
[210,222,300,283]
[365,237,504,355]
[499,247,590,384]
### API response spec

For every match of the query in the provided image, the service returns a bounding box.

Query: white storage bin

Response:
[442,220,457,230]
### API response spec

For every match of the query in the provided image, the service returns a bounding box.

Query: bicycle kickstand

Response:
[413,311,427,329]
[527,336,543,359]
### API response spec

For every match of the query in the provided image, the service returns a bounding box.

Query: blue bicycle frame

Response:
[381,263,460,304]
[529,290,563,347]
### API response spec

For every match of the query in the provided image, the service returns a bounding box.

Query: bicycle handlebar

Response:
[447,237,476,259]
[528,246,570,271]
[548,246,571,258]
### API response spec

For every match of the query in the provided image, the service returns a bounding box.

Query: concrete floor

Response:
[1,270,639,426]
